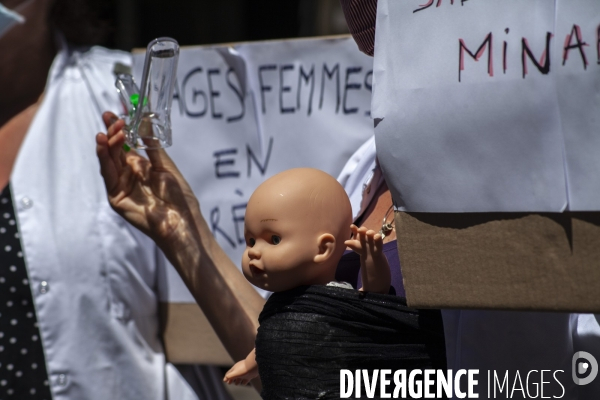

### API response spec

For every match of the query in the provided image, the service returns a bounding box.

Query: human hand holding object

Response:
[95,111,200,252]
[96,111,265,383]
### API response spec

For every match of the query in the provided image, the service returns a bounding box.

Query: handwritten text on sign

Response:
[170,62,372,120]
[409,1,599,82]
[373,0,600,212]
[135,37,374,300]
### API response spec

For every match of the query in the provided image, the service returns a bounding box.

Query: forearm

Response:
[97,117,264,361]
[158,204,265,362]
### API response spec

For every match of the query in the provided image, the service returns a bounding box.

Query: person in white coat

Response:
[0,1,223,399]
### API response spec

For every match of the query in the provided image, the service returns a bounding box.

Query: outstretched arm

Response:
[345,224,391,294]
[95,113,265,366]
[224,348,259,386]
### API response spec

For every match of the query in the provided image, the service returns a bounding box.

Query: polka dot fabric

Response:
[0,184,52,399]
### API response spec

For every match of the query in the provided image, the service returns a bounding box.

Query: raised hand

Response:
[95,112,200,250]
[345,224,391,294]
[96,112,266,371]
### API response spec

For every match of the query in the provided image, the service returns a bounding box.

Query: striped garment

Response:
[339,0,377,56]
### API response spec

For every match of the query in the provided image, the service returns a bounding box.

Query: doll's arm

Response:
[345,225,391,294]
[224,348,259,386]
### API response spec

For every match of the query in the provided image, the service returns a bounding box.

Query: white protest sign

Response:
[133,37,374,301]
[555,0,600,211]
[373,0,600,212]
[236,38,374,175]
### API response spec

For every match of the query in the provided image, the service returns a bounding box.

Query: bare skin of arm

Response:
[0,0,57,189]
[95,113,265,390]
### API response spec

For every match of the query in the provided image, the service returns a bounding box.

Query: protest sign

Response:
[373,0,600,212]
[132,36,374,362]
[555,0,600,210]
[373,0,600,311]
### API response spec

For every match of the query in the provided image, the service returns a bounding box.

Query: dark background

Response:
[88,0,349,50]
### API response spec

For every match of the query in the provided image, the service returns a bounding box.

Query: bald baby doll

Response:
[224,167,391,386]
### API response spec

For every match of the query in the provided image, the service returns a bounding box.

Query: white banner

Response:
[133,37,374,301]
[373,0,600,212]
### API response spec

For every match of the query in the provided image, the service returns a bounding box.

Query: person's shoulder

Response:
[50,44,132,83]
[48,44,133,114]
[74,45,132,68]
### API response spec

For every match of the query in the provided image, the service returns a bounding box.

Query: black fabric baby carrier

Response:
[255,285,446,399]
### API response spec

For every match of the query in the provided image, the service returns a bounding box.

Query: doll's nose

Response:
[248,246,261,260]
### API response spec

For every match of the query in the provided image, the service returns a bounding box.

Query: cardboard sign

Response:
[395,211,600,312]
[373,0,600,212]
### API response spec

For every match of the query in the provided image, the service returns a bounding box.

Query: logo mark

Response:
[572,351,598,386]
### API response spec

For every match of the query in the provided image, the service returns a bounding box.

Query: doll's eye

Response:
[248,238,255,247]
[271,235,281,245]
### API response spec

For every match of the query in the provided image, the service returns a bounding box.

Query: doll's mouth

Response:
[249,263,264,276]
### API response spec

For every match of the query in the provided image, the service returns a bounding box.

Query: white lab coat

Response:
[11,45,198,400]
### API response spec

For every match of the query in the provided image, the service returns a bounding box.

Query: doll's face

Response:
[241,192,320,292]
[241,168,352,292]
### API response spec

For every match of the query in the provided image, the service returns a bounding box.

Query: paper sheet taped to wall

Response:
[373,0,600,212]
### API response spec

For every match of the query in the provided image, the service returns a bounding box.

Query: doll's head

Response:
[242,168,352,292]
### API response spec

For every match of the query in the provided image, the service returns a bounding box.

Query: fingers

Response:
[225,378,249,386]
[346,225,385,254]
[101,112,129,168]
[101,113,147,179]
[102,111,119,130]
[107,129,126,172]
[223,369,234,383]
[106,118,126,146]
[102,113,180,181]
[365,229,375,255]
[365,229,383,256]
[223,374,250,386]
[357,226,368,247]
[96,133,120,196]
[97,129,144,200]
[345,224,358,248]
[224,364,242,381]
[346,225,369,253]
[344,239,358,250]
[349,224,359,239]
[102,111,179,173]
[372,231,384,253]
[144,146,181,175]
[144,147,167,170]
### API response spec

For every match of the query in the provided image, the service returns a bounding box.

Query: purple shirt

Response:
[335,240,405,297]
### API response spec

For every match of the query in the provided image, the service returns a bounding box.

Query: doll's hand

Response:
[345,225,376,258]
[345,224,391,294]
[223,358,259,386]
